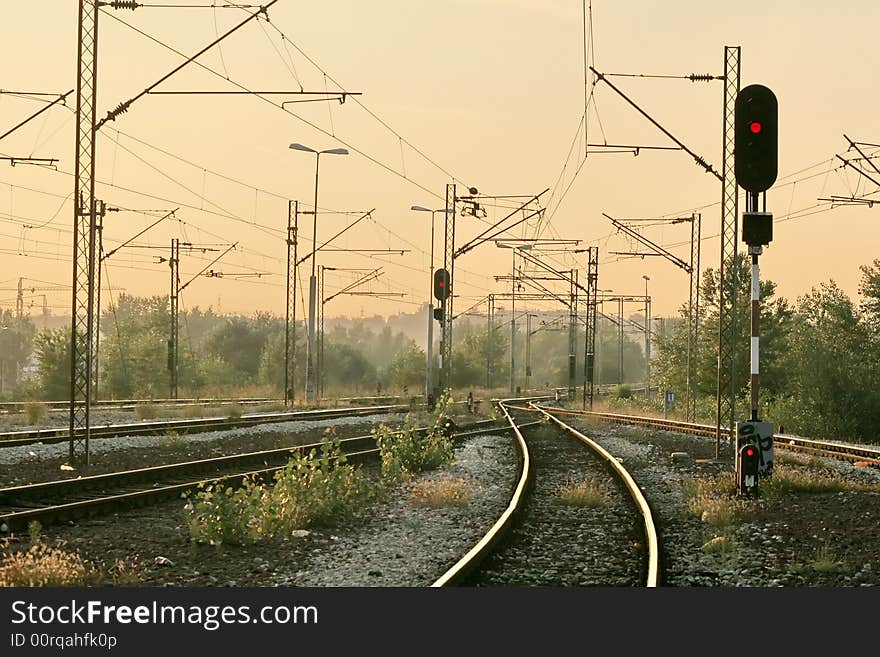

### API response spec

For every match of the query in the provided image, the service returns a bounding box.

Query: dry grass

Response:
[762,464,880,497]
[0,543,101,587]
[701,535,734,554]
[556,479,609,507]
[682,474,739,528]
[107,556,144,586]
[135,402,158,420]
[409,476,472,508]
[24,401,49,425]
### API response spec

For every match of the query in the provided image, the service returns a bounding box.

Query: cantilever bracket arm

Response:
[590,66,722,182]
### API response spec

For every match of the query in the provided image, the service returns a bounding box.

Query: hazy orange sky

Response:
[1,1,878,324]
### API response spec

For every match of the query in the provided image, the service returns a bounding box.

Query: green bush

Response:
[373,394,455,481]
[184,439,372,545]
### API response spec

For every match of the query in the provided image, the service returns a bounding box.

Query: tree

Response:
[0,310,35,395]
[652,253,792,414]
[780,281,880,439]
[33,328,69,400]
[386,340,426,390]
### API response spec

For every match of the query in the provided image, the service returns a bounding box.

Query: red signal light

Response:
[746,447,755,457]
[749,121,762,134]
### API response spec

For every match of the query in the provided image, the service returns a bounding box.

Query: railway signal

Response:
[433,268,450,301]
[733,84,778,495]
[737,443,760,496]
[735,84,778,193]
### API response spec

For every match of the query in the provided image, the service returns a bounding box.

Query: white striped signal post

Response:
[734,83,778,495]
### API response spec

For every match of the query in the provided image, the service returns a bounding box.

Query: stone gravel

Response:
[8,412,879,588]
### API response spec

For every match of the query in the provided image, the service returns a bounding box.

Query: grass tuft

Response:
[135,403,158,420]
[409,477,472,508]
[556,479,609,507]
[0,543,101,587]
[24,401,49,425]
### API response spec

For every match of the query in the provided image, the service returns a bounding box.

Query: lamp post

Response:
[289,143,348,403]
[411,205,449,401]
[496,242,532,394]
[642,275,651,400]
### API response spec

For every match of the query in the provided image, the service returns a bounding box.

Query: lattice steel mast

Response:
[285,201,298,406]
[715,46,741,457]
[69,0,100,467]
[583,246,598,409]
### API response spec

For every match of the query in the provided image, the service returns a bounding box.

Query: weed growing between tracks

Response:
[373,393,455,482]
[184,398,462,545]
[556,479,610,508]
[24,401,48,425]
[0,529,143,587]
[184,434,374,545]
[409,476,472,508]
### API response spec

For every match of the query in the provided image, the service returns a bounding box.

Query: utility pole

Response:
[486,294,494,389]
[568,269,578,398]
[169,239,180,400]
[319,264,325,401]
[717,45,742,458]
[69,0,100,469]
[510,248,516,394]
[168,241,234,400]
[583,246,599,410]
[525,313,532,391]
[285,201,298,406]
[642,275,651,400]
[618,297,624,385]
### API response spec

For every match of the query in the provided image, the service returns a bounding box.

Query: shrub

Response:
[373,421,454,481]
[184,439,373,545]
[373,393,456,481]
[610,384,632,400]
[24,401,49,425]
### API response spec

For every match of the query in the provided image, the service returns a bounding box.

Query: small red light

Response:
[746,447,755,457]
[750,121,762,134]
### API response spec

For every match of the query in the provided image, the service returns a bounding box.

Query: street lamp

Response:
[289,142,348,403]
[642,275,651,400]
[411,205,450,400]
[496,242,533,394]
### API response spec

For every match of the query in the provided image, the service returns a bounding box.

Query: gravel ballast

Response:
[4,410,878,587]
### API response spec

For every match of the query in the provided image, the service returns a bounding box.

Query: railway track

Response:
[0,397,275,415]
[0,419,512,534]
[432,401,659,587]
[543,407,880,467]
[0,404,408,448]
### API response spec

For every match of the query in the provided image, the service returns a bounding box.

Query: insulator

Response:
[688,73,717,82]
[108,1,140,10]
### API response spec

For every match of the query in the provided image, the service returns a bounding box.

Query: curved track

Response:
[545,407,880,466]
[432,401,659,587]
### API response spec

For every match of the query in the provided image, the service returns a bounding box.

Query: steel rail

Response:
[530,404,660,588]
[0,397,274,414]
[431,401,534,586]
[0,419,512,533]
[0,405,407,448]
[540,406,880,466]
